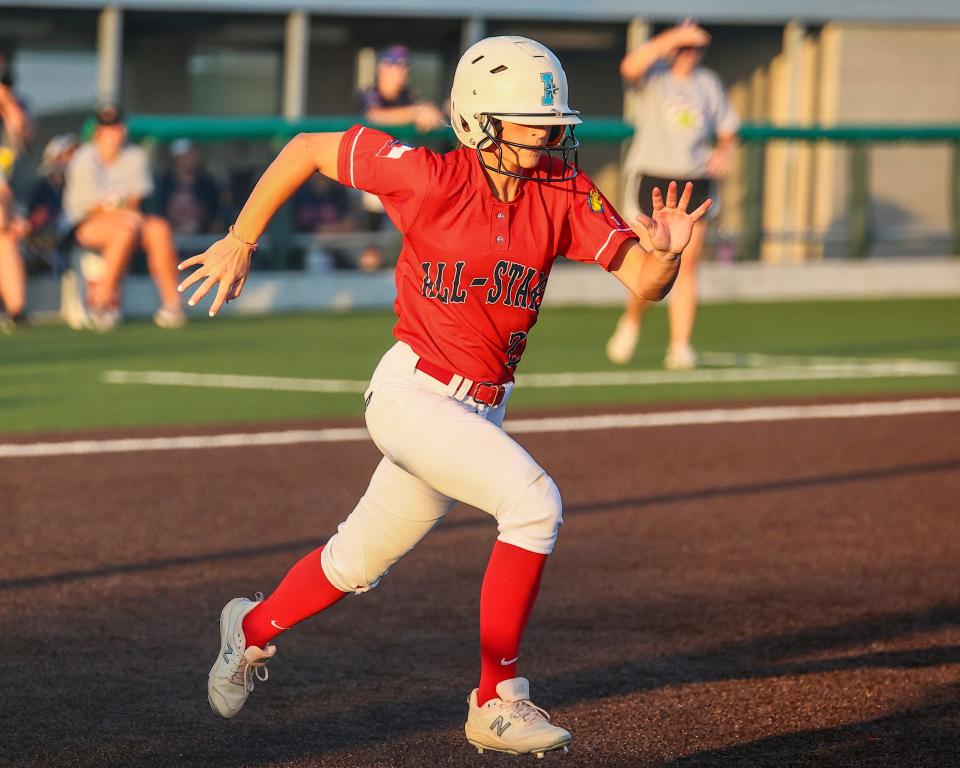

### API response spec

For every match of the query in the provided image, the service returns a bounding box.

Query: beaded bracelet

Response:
[228,225,258,251]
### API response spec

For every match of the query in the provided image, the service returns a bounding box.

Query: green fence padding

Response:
[86,115,635,143]
[95,115,960,145]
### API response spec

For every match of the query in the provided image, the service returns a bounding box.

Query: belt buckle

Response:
[473,382,504,407]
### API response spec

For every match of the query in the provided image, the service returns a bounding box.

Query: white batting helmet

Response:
[450,36,582,181]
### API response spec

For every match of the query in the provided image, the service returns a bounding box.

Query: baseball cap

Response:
[378,45,410,65]
[96,103,125,126]
[38,133,79,175]
[170,138,194,157]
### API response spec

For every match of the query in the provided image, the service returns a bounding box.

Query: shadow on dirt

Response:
[4,457,957,593]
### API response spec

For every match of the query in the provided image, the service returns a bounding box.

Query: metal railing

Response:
[101,115,960,263]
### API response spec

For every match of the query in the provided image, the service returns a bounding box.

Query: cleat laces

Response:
[228,593,270,694]
[508,699,552,724]
[229,650,271,692]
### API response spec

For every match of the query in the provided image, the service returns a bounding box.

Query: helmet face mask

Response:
[451,36,583,183]
[476,117,580,182]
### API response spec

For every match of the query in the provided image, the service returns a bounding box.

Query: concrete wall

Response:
[820,23,960,257]
[761,22,960,262]
[25,258,960,321]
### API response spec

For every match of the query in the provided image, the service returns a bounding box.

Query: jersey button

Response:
[496,212,505,220]
[495,235,505,244]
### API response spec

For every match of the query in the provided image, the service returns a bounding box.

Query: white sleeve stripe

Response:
[593,227,633,262]
[348,126,365,188]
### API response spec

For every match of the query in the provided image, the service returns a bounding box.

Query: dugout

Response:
[1,1,958,262]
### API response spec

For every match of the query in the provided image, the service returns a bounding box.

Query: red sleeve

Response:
[336,124,436,232]
[559,171,637,271]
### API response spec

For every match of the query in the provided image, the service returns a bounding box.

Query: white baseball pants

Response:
[321,341,562,593]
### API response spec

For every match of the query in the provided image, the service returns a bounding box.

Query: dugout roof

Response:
[7,0,960,23]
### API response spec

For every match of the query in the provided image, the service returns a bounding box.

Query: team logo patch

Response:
[587,189,604,214]
[540,72,559,106]
[375,138,414,160]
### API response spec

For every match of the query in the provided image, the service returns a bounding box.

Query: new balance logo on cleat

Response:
[490,715,511,737]
[223,642,233,664]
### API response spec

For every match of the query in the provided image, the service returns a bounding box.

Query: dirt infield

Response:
[3,396,960,767]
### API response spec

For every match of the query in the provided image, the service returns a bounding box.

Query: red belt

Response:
[414,358,507,407]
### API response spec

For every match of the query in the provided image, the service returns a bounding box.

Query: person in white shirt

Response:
[63,104,185,329]
[606,20,739,369]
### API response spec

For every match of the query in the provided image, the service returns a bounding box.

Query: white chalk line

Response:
[2,397,959,459]
[103,370,367,393]
[102,353,958,395]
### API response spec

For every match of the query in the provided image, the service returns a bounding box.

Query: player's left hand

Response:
[636,181,712,256]
[177,233,253,316]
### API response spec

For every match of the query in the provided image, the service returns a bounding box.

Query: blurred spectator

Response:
[293,174,356,273]
[292,173,353,235]
[62,104,185,330]
[156,138,224,234]
[359,44,445,132]
[0,58,33,332]
[24,133,78,273]
[606,19,739,369]
[357,44,446,273]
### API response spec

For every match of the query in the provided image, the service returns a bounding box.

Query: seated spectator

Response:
[293,174,355,272]
[156,138,223,234]
[292,173,353,234]
[62,104,185,330]
[24,133,78,273]
[0,61,32,332]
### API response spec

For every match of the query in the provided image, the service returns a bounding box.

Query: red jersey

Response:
[337,125,637,384]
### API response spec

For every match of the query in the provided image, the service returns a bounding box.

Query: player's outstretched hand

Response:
[636,181,712,256]
[177,233,253,317]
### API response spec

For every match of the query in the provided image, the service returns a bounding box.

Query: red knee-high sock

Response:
[242,545,347,650]
[477,540,548,705]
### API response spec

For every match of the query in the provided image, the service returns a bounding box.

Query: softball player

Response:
[182,36,710,757]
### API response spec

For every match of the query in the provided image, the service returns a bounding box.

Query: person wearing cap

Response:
[357,46,446,272]
[156,139,224,235]
[0,57,33,332]
[605,19,739,369]
[62,104,186,330]
[360,45,445,133]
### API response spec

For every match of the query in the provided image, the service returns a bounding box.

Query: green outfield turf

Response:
[1,298,958,436]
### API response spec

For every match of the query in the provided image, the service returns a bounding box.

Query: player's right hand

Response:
[177,233,253,317]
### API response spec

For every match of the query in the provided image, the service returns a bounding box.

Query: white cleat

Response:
[663,344,698,371]
[465,677,572,757]
[605,316,640,365]
[60,271,91,330]
[153,306,187,329]
[207,595,276,718]
[88,307,121,333]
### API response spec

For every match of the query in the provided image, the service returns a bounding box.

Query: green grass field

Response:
[2,298,958,435]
